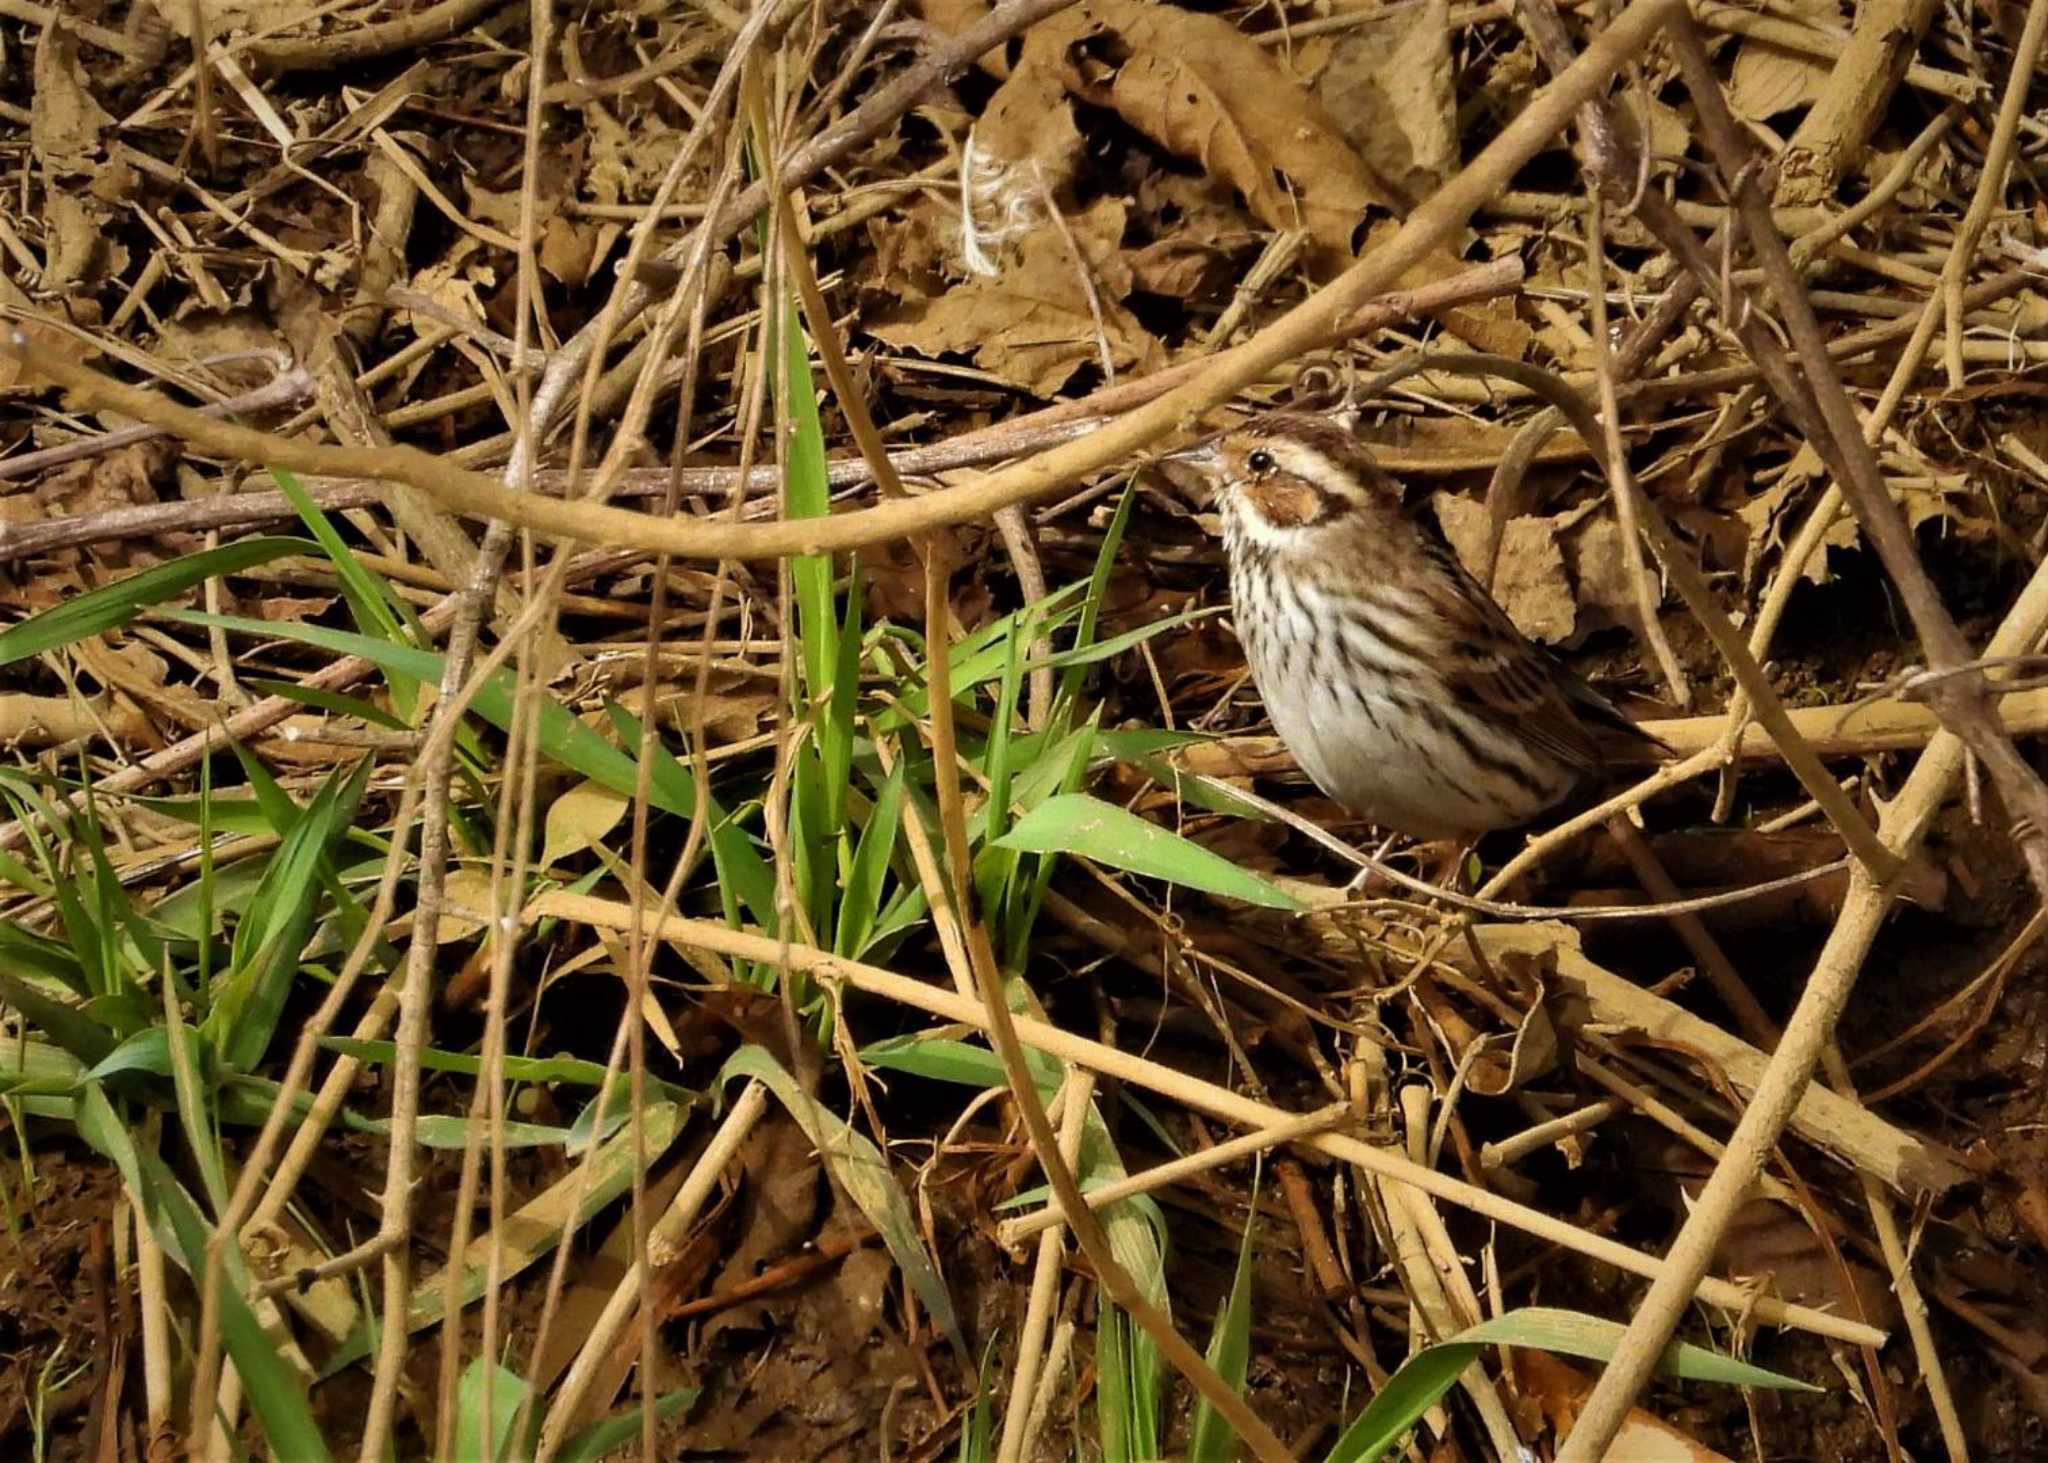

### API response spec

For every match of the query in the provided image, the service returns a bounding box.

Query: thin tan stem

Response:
[526,888,1887,1349]
[1668,8,2048,904]
[1584,190,1690,707]
[0,0,1684,568]
[994,1069,1095,1463]
[1552,546,2048,1461]
[997,1104,1350,1246]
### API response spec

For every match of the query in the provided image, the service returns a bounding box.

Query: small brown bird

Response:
[1172,412,1663,839]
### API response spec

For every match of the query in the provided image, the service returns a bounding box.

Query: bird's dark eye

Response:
[1246,449,1275,474]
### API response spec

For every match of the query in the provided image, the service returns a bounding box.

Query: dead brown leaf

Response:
[868,196,1165,396]
[972,54,1085,203]
[1728,0,1843,120]
[1018,0,1391,272]
[1516,1349,1738,1461]
[70,634,215,746]
[41,195,117,293]
[1124,170,1261,300]
[1563,514,1653,642]
[1435,493,1578,645]
[30,28,114,178]
[1314,0,1460,208]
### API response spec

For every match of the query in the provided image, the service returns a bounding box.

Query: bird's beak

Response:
[1161,437,1223,473]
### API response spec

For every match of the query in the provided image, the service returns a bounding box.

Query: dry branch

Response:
[1,0,1686,568]
[527,888,1887,1350]
[1549,433,2048,1463]
[1666,10,2048,907]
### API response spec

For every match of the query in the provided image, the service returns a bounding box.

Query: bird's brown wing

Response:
[1417,547,1617,771]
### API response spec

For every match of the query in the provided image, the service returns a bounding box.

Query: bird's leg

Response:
[1345,835,1475,899]
[1343,831,1407,897]
[1343,831,1399,895]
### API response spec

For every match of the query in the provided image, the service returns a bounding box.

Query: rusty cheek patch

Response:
[1243,477,1327,528]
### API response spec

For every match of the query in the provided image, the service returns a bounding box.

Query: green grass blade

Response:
[81,1027,170,1082]
[554,1386,700,1463]
[601,703,778,933]
[1446,1306,1821,1390]
[954,1343,997,1463]
[1027,605,1219,675]
[823,557,863,838]
[1094,727,1214,757]
[318,1036,694,1102]
[0,1039,84,1102]
[241,676,409,729]
[319,1100,687,1375]
[858,1033,1062,1094]
[873,585,1089,727]
[130,1147,332,1460]
[1004,717,1098,969]
[267,468,417,716]
[0,841,48,897]
[1188,1182,1260,1463]
[0,918,86,990]
[721,1047,966,1365]
[1053,479,1135,724]
[776,288,847,955]
[162,959,229,1213]
[169,617,767,897]
[779,292,836,702]
[1319,1307,1821,1463]
[0,967,114,1066]
[208,757,370,1070]
[1096,1302,1160,1463]
[74,782,161,999]
[453,1356,528,1463]
[0,536,312,667]
[224,735,302,836]
[77,1087,326,1458]
[982,619,1026,847]
[790,737,829,946]
[971,624,1028,931]
[266,469,406,640]
[45,852,111,1000]
[995,793,1305,911]
[835,751,906,960]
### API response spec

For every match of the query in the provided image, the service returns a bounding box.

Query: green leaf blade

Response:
[995,793,1304,911]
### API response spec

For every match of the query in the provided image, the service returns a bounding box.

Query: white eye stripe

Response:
[1260,441,1355,499]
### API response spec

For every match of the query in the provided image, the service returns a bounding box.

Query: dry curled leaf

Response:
[1736,460,1846,588]
[1020,0,1391,272]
